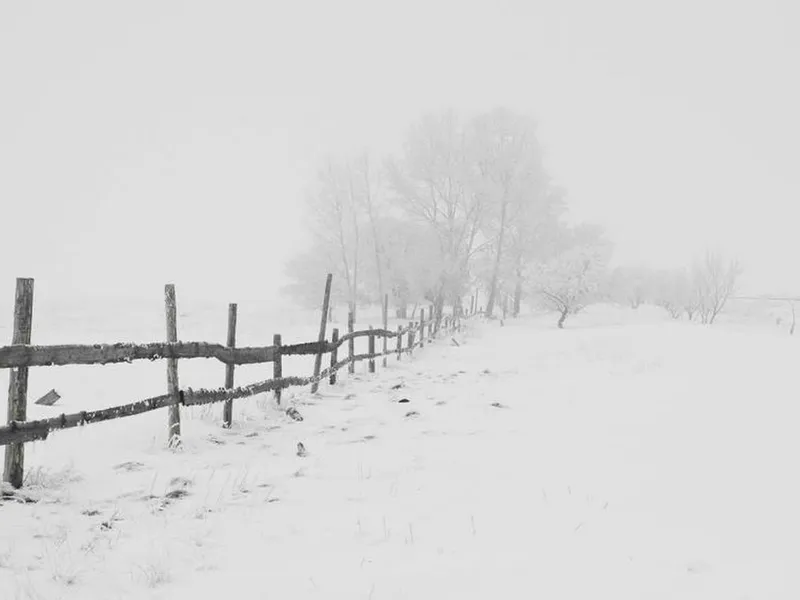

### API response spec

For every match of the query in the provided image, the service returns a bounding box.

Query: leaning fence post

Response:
[330,328,339,385]
[419,309,425,349]
[368,326,376,373]
[311,273,333,394]
[347,310,355,374]
[164,284,181,448]
[396,324,402,361]
[382,293,389,368]
[408,322,415,355]
[3,278,34,489]
[273,334,282,406]
[222,303,237,428]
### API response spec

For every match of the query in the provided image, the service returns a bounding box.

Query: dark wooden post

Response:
[408,322,415,355]
[368,326,376,373]
[311,273,333,394]
[419,308,425,349]
[347,310,355,374]
[382,293,389,368]
[329,328,339,385]
[164,284,181,448]
[429,303,435,338]
[273,334,282,406]
[396,324,402,360]
[3,278,34,489]
[222,303,237,428]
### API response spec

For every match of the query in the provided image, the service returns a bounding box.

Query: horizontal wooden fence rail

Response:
[0,330,416,370]
[1,274,482,489]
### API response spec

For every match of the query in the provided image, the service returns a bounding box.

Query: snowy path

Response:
[3,312,800,599]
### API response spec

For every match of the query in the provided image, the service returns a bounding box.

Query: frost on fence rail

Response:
[0,329,415,369]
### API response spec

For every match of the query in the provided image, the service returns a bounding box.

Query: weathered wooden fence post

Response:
[222,303,237,428]
[311,273,333,394]
[408,322,415,355]
[396,324,402,360]
[273,334,282,406]
[368,326,376,373]
[382,293,389,368]
[329,328,339,385]
[3,278,34,489]
[347,310,355,374]
[419,308,425,349]
[164,284,181,448]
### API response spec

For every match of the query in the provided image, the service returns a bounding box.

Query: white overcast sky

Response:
[1,0,799,306]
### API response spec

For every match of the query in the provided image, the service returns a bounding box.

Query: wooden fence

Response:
[1,276,479,489]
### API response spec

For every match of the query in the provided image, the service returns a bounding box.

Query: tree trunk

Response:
[485,194,510,318]
[364,178,385,308]
[349,300,357,323]
[434,293,446,332]
[513,278,522,317]
[557,308,568,329]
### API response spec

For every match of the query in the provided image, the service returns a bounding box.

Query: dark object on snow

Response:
[164,488,190,500]
[390,383,403,390]
[114,461,146,472]
[405,411,420,418]
[35,389,61,406]
[450,338,460,347]
[490,402,508,409]
[296,442,307,457]
[286,407,303,422]
[398,398,410,404]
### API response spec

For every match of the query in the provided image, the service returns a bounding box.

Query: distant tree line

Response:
[284,107,741,328]
[605,251,743,325]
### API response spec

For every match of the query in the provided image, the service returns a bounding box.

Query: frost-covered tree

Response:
[374,215,441,318]
[468,108,549,318]
[504,185,566,316]
[692,251,742,324]
[284,158,367,319]
[386,111,485,322]
[529,224,612,328]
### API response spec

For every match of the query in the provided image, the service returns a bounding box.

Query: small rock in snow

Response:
[286,407,304,422]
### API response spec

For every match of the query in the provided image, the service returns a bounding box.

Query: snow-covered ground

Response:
[2,303,800,599]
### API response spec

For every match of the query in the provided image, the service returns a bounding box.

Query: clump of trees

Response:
[284,108,613,328]
[528,224,612,328]
[605,251,743,325]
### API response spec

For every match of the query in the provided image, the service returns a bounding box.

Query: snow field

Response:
[1,303,800,598]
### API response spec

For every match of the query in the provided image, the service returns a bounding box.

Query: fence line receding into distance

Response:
[0,275,481,489]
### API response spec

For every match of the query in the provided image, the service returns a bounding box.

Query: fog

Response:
[2,0,799,308]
